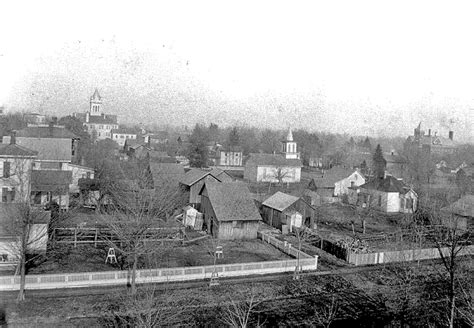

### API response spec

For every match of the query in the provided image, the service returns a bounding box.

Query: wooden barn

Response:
[199,182,262,240]
[179,169,221,208]
[261,191,317,231]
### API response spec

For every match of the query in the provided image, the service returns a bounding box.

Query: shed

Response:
[440,194,474,232]
[261,191,316,231]
[199,182,262,240]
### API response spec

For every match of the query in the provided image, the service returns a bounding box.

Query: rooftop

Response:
[245,153,302,167]
[13,126,77,139]
[262,191,300,212]
[201,181,262,222]
[0,143,38,157]
[359,175,411,194]
[179,168,220,186]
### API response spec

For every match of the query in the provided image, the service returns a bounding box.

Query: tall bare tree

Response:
[99,163,182,295]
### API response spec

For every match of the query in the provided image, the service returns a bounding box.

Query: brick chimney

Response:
[449,131,454,140]
[10,131,16,145]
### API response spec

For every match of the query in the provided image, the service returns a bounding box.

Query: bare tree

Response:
[273,167,289,186]
[310,295,339,328]
[100,162,182,295]
[220,290,264,328]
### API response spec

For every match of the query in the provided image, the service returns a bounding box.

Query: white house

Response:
[334,170,366,196]
[112,129,138,147]
[351,174,417,214]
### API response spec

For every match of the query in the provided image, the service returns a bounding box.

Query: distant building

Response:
[384,150,408,180]
[112,129,138,147]
[349,174,417,214]
[440,195,474,232]
[199,182,262,240]
[23,112,47,125]
[30,170,72,210]
[179,169,221,207]
[216,147,243,166]
[404,122,458,156]
[0,139,38,203]
[308,168,366,197]
[3,124,78,170]
[73,89,118,140]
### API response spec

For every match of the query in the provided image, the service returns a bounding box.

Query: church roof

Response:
[286,128,294,142]
[245,153,302,167]
[90,88,101,101]
[86,115,117,125]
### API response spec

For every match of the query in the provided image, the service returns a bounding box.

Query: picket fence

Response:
[347,244,474,266]
[0,235,318,291]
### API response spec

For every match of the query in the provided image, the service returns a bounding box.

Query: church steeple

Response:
[281,127,299,159]
[89,88,102,117]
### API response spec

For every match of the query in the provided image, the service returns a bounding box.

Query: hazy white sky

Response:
[1,0,473,140]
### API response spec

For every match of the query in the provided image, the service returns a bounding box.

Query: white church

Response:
[244,128,303,183]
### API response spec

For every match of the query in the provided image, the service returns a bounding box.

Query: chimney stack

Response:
[428,129,431,136]
[449,131,454,140]
[10,131,16,145]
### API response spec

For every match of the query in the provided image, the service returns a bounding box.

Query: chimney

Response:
[10,131,16,145]
[449,131,454,140]
[428,129,431,136]
[49,121,54,137]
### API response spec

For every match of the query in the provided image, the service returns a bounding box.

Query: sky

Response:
[1,0,474,142]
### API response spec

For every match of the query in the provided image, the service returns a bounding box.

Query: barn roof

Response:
[310,167,357,188]
[262,191,300,212]
[201,182,262,222]
[179,168,221,186]
[14,126,77,139]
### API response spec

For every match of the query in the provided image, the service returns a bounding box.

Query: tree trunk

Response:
[17,254,26,302]
[131,252,138,295]
[448,269,456,328]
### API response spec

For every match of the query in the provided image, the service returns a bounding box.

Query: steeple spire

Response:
[286,127,294,142]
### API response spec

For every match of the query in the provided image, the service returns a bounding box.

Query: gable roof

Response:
[209,168,233,181]
[14,126,77,139]
[310,167,358,188]
[13,138,72,162]
[262,191,300,212]
[0,143,38,157]
[441,195,474,218]
[245,153,302,167]
[179,168,221,186]
[200,182,262,222]
[360,175,411,193]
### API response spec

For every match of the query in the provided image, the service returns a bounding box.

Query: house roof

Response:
[441,195,474,218]
[360,175,410,193]
[13,138,72,162]
[209,168,233,181]
[0,143,38,157]
[262,191,300,212]
[31,170,72,192]
[150,163,186,187]
[201,182,262,222]
[14,126,77,139]
[245,153,302,167]
[310,167,357,188]
[179,168,221,186]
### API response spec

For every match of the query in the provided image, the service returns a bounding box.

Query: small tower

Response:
[281,128,300,159]
[89,89,102,117]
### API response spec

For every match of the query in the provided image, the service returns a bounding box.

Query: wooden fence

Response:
[347,245,474,266]
[0,255,318,291]
[257,231,314,259]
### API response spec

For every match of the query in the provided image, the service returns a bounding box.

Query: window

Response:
[87,172,91,179]
[406,198,413,210]
[32,191,42,205]
[378,195,382,207]
[2,187,15,202]
[3,161,10,178]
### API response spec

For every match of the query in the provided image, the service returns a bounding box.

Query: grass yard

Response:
[154,238,292,268]
[26,238,291,275]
